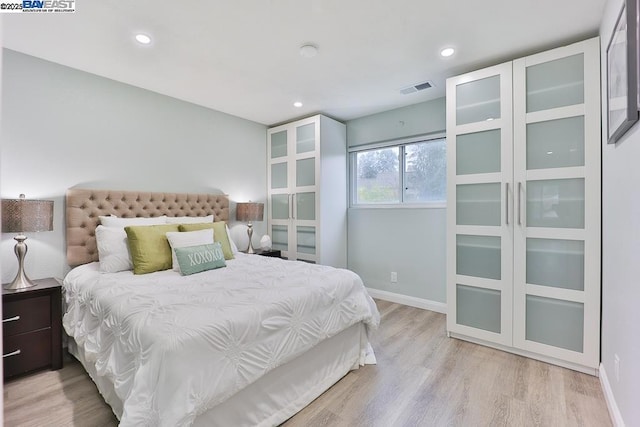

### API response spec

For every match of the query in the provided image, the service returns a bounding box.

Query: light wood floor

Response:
[3,300,612,427]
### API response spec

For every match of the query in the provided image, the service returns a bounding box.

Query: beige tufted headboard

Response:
[66,188,229,267]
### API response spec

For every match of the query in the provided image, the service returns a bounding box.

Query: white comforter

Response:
[63,253,379,426]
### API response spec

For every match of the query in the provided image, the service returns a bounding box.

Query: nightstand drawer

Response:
[2,278,63,380]
[3,328,52,378]
[2,296,51,337]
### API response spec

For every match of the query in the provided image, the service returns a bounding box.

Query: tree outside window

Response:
[355,147,399,203]
[404,139,446,202]
[352,138,446,205]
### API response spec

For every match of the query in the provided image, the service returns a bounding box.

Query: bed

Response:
[62,188,379,426]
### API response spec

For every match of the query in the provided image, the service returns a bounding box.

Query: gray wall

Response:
[347,98,446,303]
[0,50,267,283]
[599,2,640,424]
[347,98,446,147]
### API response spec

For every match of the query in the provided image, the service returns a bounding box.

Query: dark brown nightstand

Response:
[252,249,282,258]
[2,278,63,381]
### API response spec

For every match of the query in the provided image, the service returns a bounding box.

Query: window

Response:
[351,137,446,206]
[354,146,400,204]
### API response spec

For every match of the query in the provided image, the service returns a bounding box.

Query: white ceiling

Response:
[3,0,606,126]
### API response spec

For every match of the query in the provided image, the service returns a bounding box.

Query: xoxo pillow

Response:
[174,242,226,276]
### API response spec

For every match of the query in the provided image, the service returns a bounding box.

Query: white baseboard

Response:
[365,288,447,313]
[600,363,625,427]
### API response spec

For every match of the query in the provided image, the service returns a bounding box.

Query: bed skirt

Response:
[69,322,373,426]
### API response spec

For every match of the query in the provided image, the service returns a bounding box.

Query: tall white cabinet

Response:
[267,114,347,268]
[446,37,601,374]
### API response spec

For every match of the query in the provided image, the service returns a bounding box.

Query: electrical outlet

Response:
[614,354,620,382]
[390,272,398,283]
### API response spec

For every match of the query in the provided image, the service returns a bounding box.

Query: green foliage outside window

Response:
[353,139,446,204]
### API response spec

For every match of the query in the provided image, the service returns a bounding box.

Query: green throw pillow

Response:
[175,242,226,275]
[125,224,180,274]
[178,222,234,260]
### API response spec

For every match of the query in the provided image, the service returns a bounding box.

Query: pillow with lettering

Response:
[166,229,214,272]
[174,242,226,276]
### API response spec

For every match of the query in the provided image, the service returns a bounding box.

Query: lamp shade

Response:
[236,202,264,222]
[2,195,54,233]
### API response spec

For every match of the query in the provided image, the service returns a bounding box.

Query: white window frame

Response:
[349,133,447,209]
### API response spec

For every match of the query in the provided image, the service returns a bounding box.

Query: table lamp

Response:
[2,194,54,290]
[236,202,264,254]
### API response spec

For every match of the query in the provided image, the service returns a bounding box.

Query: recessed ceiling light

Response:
[135,33,152,45]
[440,47,455,57]
[293,101,303,108]
[299,44,318,58]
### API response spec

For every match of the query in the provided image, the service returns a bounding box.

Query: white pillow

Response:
[227,225,239,254]
[166,229,215,272]
[99,215,167,227]
[166,215,214,224]
[95,225,133,273]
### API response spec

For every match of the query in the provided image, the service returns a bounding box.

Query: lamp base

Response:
[4,272,37,291]
[247,223,255,254]
[4,235,37,291]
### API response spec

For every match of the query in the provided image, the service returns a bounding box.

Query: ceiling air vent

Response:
[400,80,434,95]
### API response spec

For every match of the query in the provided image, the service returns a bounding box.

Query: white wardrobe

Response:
[446,37,601,374]
[267,114,347,268]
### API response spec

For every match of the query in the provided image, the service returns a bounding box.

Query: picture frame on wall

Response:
[606,0,640,144]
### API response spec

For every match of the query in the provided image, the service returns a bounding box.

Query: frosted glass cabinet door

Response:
[512,38,600,370]
[526,54,584,112]
[295,192,316,220]
[296,123,315,154]
[271,162,288,189]
[297,226,316,255]
[296,158,315,187]
[271,194,289,220]
[271,225,288,251]
[271,130,288,159]
[456,183,502,226]
[526,178,584,229]
[456,75,501,125]
[456,235,501,280]
[456,130,501,175]
[526,295,584,352]
[456,285,501,334]
[526,238,584,290]
[447,62,512,348]
[527,116,585,170]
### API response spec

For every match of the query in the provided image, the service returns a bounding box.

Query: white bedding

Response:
[63,253,380,426]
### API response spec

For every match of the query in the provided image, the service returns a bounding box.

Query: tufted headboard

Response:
[66,188,229,267]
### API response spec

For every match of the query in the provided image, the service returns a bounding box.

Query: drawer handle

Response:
[3,349,21,358]
[2,316,20,323]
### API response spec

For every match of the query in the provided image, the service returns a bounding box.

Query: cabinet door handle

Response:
[3,349,21,358]
[505,183,509,225]
[517,182,523,225]
[292,194,297,220]
[2,315,20,323]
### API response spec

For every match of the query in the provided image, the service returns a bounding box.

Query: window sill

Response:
[349,202,446,210]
